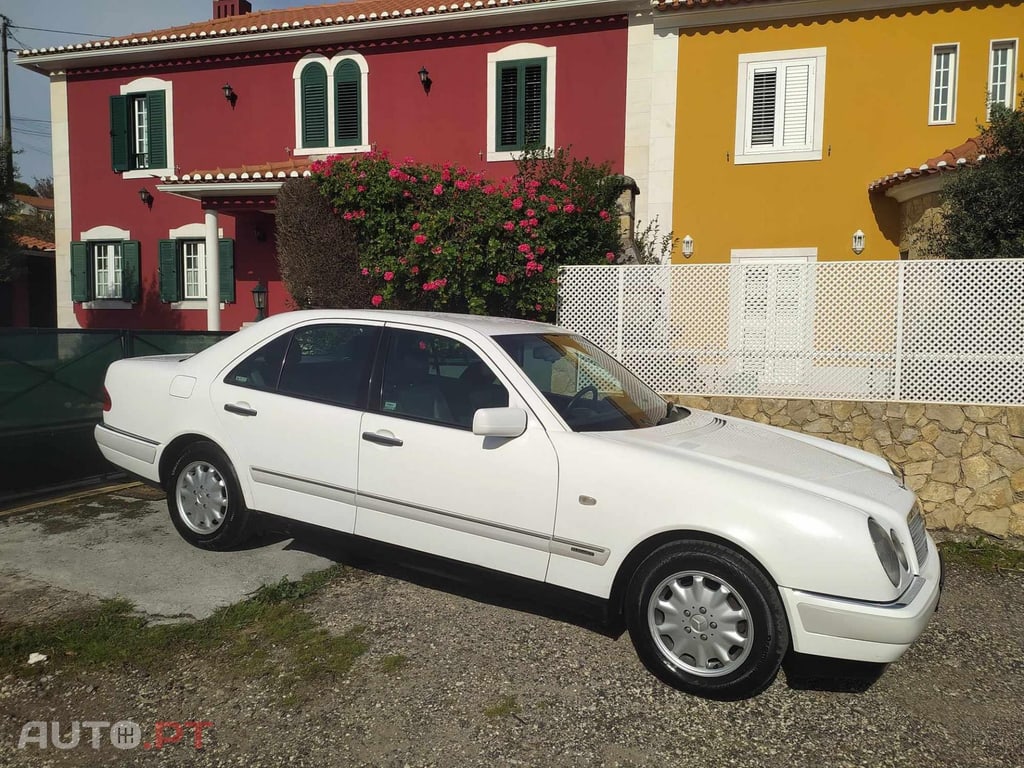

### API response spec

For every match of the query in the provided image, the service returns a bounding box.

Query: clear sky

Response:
[3,0,318,187]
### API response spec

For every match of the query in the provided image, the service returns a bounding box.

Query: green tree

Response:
[0,141,24,283]
[939,104,1024,259]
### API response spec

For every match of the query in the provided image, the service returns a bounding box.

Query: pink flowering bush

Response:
[308,147,621,320]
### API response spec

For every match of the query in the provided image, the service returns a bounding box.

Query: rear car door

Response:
[210,321,382,532]
[355,325,559,581]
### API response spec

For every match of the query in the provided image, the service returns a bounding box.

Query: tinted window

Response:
[380,330,508,428]
[278,324,380,407]
[224,333,289,391]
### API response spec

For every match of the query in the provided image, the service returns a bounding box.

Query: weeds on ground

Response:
[380,654,408,674]
[484,694,520,719]
[938,537,1024,572]
[0,565,366,696]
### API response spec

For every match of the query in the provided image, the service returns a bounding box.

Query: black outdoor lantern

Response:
[418,66,431,94]
[138,187,153,207]
[251,281,267,321]
[222,83,237,106]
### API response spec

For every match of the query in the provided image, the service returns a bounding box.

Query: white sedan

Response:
[96,310,941,699]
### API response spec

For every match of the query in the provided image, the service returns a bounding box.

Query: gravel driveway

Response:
[1,491,1022,767]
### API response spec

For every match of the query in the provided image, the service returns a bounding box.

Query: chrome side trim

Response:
[94,423,159,464]
[251,467,357,506]
[356,491,609,566]
[793,575,927,610]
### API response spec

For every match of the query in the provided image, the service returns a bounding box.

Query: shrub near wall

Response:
[671,395,1024,539]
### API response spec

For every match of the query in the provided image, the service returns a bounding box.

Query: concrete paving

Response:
[0,486,335,622]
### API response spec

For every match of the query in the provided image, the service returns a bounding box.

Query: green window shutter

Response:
[335,60,361,146]
[523,60,546,148]
[496,63,520,151]
[121,240,141,303]
[71,241,89,302]
[146,90,167,169]
[109,95,130,172]
[301,63,328,148]
[218,239,235,303]
[158,239,180,302]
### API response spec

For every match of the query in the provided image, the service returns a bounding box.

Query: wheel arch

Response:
[606,529,780,634]
[159,433,243,496]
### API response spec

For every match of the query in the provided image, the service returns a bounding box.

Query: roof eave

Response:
[17,0,639,75]
[155,180,285,201]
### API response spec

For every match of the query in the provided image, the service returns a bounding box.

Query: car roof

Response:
[251,309,566,337]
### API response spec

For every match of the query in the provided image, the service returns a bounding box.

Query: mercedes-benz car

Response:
[96,310,941,700]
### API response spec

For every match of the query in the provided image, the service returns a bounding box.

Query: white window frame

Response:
[734,47,826,165]
[167,223,225,310]
[182,240,207,300]
[292,52,370,157]
[486,42,557,163]
[79,225,132,309]
[929,44,959,125]
[988,39,1018,117]
[119,77,174,179]
[93,242,123,300]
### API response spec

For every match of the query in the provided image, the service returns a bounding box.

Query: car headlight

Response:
[890,529,909,572]
[868,517,904,587]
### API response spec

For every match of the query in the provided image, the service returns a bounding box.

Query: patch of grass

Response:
[380,654,407,674]
[484,694,520,719]
[938,537,1024,572]
[0,565,366,696]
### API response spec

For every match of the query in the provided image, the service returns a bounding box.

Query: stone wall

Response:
[669,395,1024,539]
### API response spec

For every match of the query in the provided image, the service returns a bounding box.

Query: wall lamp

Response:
[251,281,268,322]
[682,234,694,258]
[138,187,153,208]
[222,82,238,107]
[418,66,432,94]
[852,229,865,255]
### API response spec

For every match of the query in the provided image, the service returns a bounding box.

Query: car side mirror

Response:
[472,407,527,438]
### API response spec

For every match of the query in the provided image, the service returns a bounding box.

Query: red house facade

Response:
[18,0,631,330]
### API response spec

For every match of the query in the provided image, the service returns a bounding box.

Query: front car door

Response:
[355,325,558,581]
[210,320,382,532]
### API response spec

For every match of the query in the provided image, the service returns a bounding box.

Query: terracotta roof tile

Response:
[18,0,568,58]
[868,137,984,193]
[13,194,54,211]
[160,157,313,184]
[652,0,775,9]
[16,235,55,251]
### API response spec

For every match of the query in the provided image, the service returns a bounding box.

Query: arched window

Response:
[294,53,369,154]
[300,62,329,149]
[335,59,362,146]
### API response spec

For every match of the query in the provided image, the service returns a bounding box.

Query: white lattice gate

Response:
[557,260,1024,406]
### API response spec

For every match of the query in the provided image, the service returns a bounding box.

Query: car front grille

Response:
[908,506,929,568]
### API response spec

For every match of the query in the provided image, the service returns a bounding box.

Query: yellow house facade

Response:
[642,0,1022,264]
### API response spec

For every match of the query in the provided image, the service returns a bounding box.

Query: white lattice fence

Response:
[557,260,1024,406]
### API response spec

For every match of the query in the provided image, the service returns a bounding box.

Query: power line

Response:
[11,24,110,38]
[13,116,50,125]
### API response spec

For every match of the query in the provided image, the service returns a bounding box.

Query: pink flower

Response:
[503,221,515,231]
[495,274,510,285]
[431,246,442,255]
[547,204,558,213]
[356,185,366,193]
[361,268,370,276]
[411,266,420,275]
[483,184,496,195]
[433,184,444,196]
[536,246,546,255]
[529,218,538,227]
[371,295,383,307]
[442,169,452,182]
[412,222,422,231]
[388,168,402,179]
[403,191,412,198]
[436,278,448,287]
[605,252,616,262]
[525,209,536,217]
[398,257,408,265]
[599,210,610,220]
[518,244,532,254]
[512,197,524,210]
[384,271,395,282]
[535,303,543,311]
[526,261,544,275]
[414,234,427,245]
[563,204,576,214]
[455,180,471,191]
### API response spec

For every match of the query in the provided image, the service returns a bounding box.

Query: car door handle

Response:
[224,403,258,417]
[362,431,403,447]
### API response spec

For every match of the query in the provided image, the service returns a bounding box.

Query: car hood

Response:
[593,409,912,520]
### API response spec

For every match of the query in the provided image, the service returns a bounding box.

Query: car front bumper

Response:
[780,534,943,663]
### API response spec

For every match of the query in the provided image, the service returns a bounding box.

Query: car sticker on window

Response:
[384,401,397,411]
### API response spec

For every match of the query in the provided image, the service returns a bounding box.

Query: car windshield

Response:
[495,333,688,432]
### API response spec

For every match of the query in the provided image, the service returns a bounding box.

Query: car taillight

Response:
[102,386,112,412]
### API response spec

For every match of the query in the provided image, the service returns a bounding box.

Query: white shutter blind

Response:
[781,63,811,149]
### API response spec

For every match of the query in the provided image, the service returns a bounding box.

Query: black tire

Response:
[166,441,252,551]
[625,540,789,700]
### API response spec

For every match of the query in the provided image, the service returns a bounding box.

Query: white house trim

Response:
[79,225,133,311]
[50,74,78,328]
[119,76,175,179]
[486,42,557,163]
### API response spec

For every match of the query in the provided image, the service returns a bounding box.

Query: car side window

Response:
[277,324,380,408]
[224,333,290,391]
[380,329,509,428]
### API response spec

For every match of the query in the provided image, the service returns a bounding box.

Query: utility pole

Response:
[1,15,12,186]
[0,15,12,186]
